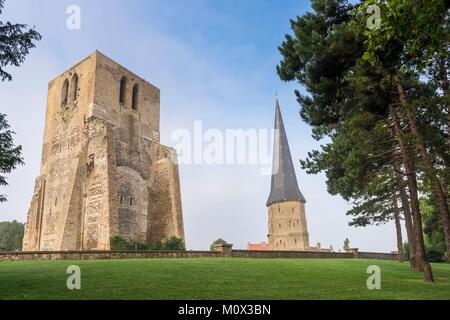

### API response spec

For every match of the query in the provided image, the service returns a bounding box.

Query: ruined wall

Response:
[147,146,185,243]
[23,54,97,251]
[268,201,309,251]
[23,51,185,251]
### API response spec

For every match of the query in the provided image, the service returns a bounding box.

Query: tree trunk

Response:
[393,165,416,266]
[390,127,417,269]
[390,123,417,269]
[392,187,404,262]
[390,104,433,282]
[396,81,450,264]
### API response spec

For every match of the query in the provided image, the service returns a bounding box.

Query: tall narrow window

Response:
[70,73,78,102]
[119,77,127,105]
[61,79,69,105]
[132,84,139,110]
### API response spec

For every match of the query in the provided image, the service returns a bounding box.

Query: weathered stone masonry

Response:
[22,51,185,251]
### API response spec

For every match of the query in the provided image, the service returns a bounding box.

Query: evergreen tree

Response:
[276,0,447,281]
[0,0,41,202]
[0,0,41,81]
[0,220,24,251]
[0,113,23,202]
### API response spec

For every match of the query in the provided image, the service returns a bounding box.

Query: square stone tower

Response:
[22,51,185,251]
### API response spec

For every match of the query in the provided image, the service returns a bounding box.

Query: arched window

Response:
[119,77,127,105]
[70,73,78,102]
[132,84,139,110]
[61,79,69,105]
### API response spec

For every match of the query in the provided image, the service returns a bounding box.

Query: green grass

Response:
[0,258,449,300]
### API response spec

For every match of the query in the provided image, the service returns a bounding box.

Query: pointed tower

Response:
[266,99,309,251]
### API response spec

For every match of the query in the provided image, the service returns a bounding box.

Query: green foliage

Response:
[426,247,445,263]
[0,220,24,251]
[277,0,449,253]
[403,242,410,261]
[163,236,185,251]
[0,0,42,81]
[110,235,184,251]
[210,238,229,251]
[0,114,24,203]
[343,238,350,250]
[110,235,128,251]
[420,196,447,262]
[0,0,40,202]
[361,0,449,71]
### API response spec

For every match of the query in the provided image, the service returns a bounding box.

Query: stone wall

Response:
[231,250,354,259]
[0,250,397,262]
[357,251,398,261]
[0,251,222,261]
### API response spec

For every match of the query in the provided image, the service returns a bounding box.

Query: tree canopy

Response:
[0,0,42,81]
[0,220,24,251]
[277,0,449,281]
[0,114,23,202]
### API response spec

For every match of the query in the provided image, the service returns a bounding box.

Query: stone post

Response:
[348,248,359,259]
[212,243,233,257]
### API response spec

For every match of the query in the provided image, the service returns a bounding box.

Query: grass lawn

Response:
[0,258,449,300]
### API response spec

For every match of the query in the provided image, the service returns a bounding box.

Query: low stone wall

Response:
[231,250,354,259]
[0,250,222,261]
[357,251,398,261]
[0,249,397,262]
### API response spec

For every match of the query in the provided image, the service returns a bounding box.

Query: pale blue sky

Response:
[0,0,398,251]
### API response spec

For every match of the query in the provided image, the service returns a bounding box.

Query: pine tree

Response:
[276,0,445,281]
[0,0,41,81]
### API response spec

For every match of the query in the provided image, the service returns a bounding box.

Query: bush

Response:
[110,236,184,251]
[403,242,410,261]
[210,238,229,251]
[425,248,444,262]
[163,237,185,251]
[0,220,24,251]
[110,235,129,251]
[402,241,444,263]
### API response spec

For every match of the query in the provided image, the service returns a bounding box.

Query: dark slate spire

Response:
[266,99,306,206]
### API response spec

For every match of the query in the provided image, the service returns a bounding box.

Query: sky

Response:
[0,0,399,252]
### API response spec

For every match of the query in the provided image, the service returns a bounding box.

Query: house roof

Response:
[248,243,271,251]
